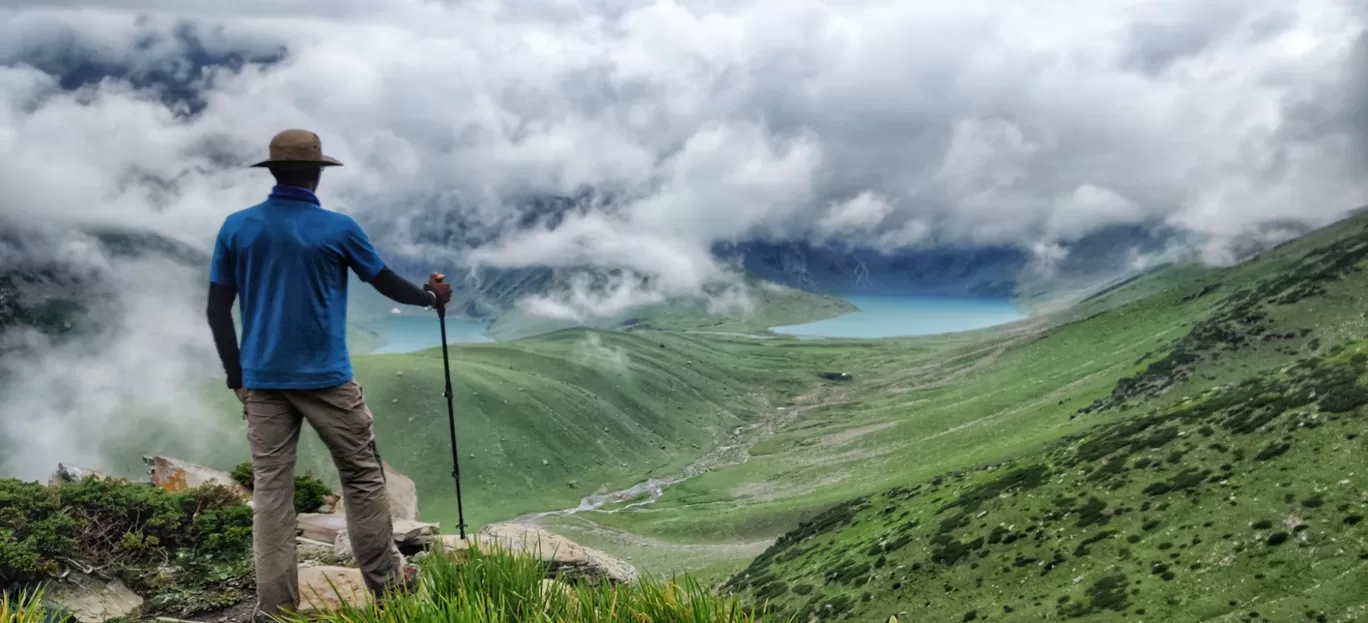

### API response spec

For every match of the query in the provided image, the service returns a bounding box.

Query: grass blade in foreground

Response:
[281,541,794,623]
[2,585,71,623]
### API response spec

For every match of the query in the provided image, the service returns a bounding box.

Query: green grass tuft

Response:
[281,540,793,623]
[1,585,72,623]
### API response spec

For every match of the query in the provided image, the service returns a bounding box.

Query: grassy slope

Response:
[718,212,1368,620]
[356,330,823,528]
[174,331,830,530]
[573,265,1212,544]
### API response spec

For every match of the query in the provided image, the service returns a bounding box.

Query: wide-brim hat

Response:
[249,129,343,169]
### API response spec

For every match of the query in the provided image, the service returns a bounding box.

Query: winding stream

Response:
[513,387,832,524]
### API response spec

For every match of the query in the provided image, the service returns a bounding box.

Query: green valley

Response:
[14,211,1368,622]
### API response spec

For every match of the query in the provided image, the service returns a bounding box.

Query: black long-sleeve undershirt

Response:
[206,282,242,389]
[206,266,437,389]
[370,267,438,308]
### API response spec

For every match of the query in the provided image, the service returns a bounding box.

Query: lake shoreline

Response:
[359,295,1028,355]
[770,295,1026,340]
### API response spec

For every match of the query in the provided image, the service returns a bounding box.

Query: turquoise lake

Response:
[770,296,1026,339]
[365,314,493,355]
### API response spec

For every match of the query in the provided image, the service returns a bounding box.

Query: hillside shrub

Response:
[0,477,252,592]
[230,460,334,513]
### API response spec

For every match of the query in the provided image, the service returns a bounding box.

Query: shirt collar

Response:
[269,184,321,205]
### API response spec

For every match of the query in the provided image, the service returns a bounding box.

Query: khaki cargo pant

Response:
[242,380,405,619]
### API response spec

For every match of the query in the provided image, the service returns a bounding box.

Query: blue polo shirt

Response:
[208,185,386,390]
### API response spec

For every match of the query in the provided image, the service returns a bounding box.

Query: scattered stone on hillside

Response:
[48,463,115,485]
[439,523,638,584]
[298,566,370,615]
[143,456,250,499]
[44,573,144,623]
[333,461,419,521]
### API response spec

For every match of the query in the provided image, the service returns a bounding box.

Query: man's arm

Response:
[371,267,438,307]
[337,216,450,308]
[206,282,242,389]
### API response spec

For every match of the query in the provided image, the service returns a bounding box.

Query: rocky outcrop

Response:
[439,523,638,584]
[143,456,249,499]
[43,574,144,623]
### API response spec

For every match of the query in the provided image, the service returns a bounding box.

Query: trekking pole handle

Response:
[431,273,447,316]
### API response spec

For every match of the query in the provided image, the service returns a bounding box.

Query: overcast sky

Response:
[2,0,1364,266]
[0,0,1364,480]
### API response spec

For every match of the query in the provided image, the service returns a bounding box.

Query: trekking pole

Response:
[433,275,468,540]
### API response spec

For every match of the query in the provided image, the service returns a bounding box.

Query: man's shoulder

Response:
[218,202,267,232]
[309,208,364,235]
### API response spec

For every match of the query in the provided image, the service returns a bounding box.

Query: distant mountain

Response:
[359,207,1316,334]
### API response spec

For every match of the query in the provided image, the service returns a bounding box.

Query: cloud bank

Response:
[3,0,1365,268]
[0,0,1364,477]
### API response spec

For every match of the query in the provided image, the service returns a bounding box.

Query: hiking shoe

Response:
[400,562,420,590]
[374,564,421,613]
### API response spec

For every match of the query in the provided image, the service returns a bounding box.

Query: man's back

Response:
[209,189,385,390]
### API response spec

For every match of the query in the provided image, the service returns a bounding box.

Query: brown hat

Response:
[249,129,343,169]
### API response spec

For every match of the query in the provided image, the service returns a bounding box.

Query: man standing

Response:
[205,129,453,621]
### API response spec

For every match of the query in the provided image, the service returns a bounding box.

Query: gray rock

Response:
[47,464,114,486]
[44,573,144,623]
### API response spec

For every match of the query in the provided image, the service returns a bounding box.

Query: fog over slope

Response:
[0,0,1364,479]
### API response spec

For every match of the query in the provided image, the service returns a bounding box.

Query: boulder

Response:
[334,518,440,558]
[333,461,419,521]
[440,523,638,584]
[298,566,370,615]
[297,513,349,544]
[44,573,144,623]
[143,456,250,499]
